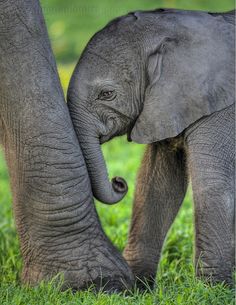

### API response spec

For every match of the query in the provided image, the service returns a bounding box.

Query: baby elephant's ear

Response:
[131,36,234,144]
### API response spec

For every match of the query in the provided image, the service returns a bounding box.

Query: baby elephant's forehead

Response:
[80,46,133,76]
[76,57,116,87]
[79,51,116,77]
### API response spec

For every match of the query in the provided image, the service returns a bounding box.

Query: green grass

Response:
[0,0,235,303]
[1,136,235,305]
[0,131,235,304]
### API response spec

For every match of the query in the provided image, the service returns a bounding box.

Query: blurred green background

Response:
[0,1,235,304]
[41,0,234,63]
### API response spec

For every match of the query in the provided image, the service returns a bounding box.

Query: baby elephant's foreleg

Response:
[123,140,188,289]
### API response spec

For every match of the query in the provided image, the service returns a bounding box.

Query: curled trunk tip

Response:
[112,176,128,194]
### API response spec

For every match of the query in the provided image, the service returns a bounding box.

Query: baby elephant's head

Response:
[67,9,234,204]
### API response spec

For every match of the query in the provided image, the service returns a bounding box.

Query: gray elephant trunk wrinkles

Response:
[68,98,128,204]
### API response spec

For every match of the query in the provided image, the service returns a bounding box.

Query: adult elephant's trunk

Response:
[68,98,128,205]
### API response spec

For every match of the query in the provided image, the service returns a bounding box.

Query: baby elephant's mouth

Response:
[99,130,121,144]
[99,134,111,144]
[99,121,132,144]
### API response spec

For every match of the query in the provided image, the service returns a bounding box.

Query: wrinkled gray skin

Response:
[0,0,134,292]
[68,9,235,286]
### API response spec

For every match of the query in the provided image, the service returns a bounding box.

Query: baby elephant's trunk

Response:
[67,93,128,205]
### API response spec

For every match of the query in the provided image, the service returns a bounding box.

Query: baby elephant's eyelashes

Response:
[98,90,116,101]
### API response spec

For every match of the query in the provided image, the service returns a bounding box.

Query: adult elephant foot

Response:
[22,235,134,292]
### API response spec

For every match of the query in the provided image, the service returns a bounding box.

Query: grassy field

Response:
[0,0,235,304]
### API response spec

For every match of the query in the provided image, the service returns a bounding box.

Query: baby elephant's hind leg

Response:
[186,105,235,285]
[123,140,188,289]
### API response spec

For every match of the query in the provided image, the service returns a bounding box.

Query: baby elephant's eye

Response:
[98,90,116,101]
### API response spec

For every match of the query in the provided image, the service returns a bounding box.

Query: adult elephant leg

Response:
[123,140,188,288]
[0,0,133,291]
[185,105,235,285]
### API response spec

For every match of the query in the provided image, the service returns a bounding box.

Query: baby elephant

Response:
[67,9,235,286]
